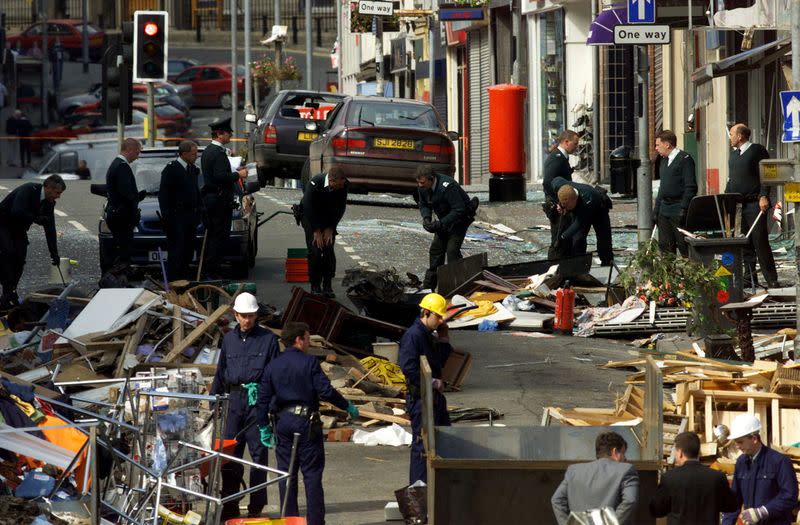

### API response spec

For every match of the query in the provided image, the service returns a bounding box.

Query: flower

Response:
[251,56,302,83]
[717,290,730,304]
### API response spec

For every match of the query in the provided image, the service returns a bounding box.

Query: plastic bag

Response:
[394,481,427,524]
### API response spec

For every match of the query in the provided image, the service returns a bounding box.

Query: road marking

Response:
[54,209,67,217]
[358,261,370,267]
[0,185,7,190]
[68,220,88,232]
[350,255,361,260]
[343,246,355,253]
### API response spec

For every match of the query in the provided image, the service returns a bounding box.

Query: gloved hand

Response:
[432,378,444,393]
[422,217,434,232]
[242,382,259,407]
[426,220,442,233]
[346,401,360,419]
[258,425,275,449]
[741,507,768,524]
[50,253,60,266]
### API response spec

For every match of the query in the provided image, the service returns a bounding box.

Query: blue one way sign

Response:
[780,91,800,143]
[628,0,655,24]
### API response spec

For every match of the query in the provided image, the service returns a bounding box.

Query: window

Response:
[59,152,78,173]
[175,70,196,83]
[155,105,183,117]
[74,24,99,35]
[202,68,223,80]
[279,94,344,121]
[25,24,43,36]
[345,102,441,130]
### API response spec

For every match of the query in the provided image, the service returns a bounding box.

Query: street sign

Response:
[780,91,800,143]
[784,182,800,202]
[760,158,796,184]
[614,25,670,45]
[439,7,485,21]
[358,0,394,16]
[628,0,655,23]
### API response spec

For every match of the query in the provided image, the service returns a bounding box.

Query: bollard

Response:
[316,17,322,47]
[292,16,298,44]
[196,12,202,42]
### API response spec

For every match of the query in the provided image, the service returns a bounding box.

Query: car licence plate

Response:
[374,137,415,150]
[148,251,167,262]
[297,131,318,141]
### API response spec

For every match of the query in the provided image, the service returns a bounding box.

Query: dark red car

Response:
[30,112,108,153]
[131,101,191,137]
[173,64,247,109]
[7,19,105,61]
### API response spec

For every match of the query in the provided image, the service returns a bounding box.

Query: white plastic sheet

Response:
[352,423,412,447]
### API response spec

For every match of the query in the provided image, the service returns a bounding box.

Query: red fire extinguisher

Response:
[554,281,575,335]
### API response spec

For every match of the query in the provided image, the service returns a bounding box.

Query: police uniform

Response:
[542,147,574,259]
[210,323,280,519]
[105,154,142,266]
[0,183,59,307]
[159,157,202,280]
[726,142,778,287]
[418,173,475,290]
[300,172,348,295]
[200,118,241,277]
[256,346,350,525]
[654,149,697,256]
[398,317,452,484]
[551,177,614,266]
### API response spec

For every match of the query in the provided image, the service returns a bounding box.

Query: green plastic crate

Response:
[287,248,309,258]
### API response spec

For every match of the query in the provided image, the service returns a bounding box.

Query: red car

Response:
[173,64,247,109]
[30,112,108,153]
[131,101,191,137]
[7,19,105,61]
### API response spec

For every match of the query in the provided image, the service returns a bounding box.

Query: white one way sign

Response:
[614,24,670,45]
[358,0,394,15]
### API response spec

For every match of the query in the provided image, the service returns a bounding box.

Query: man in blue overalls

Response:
[399,292,452,484]
[256,321,359,525]
[210,292,280,520]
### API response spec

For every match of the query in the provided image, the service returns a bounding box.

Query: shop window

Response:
[539,9,565,155]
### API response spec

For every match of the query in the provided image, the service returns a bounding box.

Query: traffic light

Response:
[134,11,168,83]
[101,45,121,126]
[120,21,134,125]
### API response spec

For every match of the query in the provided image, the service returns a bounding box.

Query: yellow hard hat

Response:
[418,293,448,317]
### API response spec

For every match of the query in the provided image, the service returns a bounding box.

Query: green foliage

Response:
[252,55,302,84]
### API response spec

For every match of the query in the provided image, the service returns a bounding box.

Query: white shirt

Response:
[211,140,225,149]
[177,157,188,170]
[116,154,129,165]
[323,173,330,188]
[667,147,681,166]
[738,141,752,155]
[558,146,568,158]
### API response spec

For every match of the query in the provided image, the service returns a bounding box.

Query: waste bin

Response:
[609,146,640,195]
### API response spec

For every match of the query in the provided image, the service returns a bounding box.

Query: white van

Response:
[21,138,120,182]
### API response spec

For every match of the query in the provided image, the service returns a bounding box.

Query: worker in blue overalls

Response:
[399,292,452,484]
[256,321,359,525]
[210,292,280,520]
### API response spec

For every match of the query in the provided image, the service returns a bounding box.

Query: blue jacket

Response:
[399,318,452,399]
[256,347,349,427]
[417,174,473,231]
[210,324,280,396]
[722,445,798,525]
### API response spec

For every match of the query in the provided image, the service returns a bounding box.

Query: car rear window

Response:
[155,105,183,117]
[345,101,441,130]
[75,23,100,34]
[279,94,343,121]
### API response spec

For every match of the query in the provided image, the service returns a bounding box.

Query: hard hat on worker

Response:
[419,293,448,317]
[729,413,761,440]
[233,292,259,314]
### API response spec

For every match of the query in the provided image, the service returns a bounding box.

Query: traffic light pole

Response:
[117,54,125,151]
[147,82,156,147]
[244,0,253,134]
[231,0,239,139]
[636,46,653,244]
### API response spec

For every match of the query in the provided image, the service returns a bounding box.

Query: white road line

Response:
[337,239,347,245]
[350,255,361,260]
[54,209,67,217]
[0,185,7,190]
[342,246,355,253]
[358,261,370,267]
[68,220,88,232]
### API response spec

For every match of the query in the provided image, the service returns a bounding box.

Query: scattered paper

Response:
[228,156,242,172]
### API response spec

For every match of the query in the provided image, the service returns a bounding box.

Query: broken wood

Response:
[163,304,231,363]
[172,304,184,351]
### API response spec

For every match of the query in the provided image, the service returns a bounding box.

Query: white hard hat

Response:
[728,413,762,440]
[233,293,259,314]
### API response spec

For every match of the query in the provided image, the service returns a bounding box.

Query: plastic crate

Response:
[287,248,309,258]
[285,258,309,283]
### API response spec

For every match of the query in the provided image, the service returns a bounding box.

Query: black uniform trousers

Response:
[275,412,326,525]
[0,225,28,298]
[424,222,469,289]
[571,210,614,266]
[202,195,232,277]
[165,216,198,281]
[106,213,137,266]
[741,200,778,285]
[543,200,573,259]
[302,217,336,289]
[657,213,688,257]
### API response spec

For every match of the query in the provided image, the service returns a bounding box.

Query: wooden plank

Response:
[643,356,663,461]
[675,351,754,372]
[341,394,405,405]
[172,304,184,351]
[163,304,230,363]
[705,395,713,443]
[114,315,148,378]
[771,399,781,447]
[687,395,695,431]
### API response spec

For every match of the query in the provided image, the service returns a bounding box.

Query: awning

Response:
[691,35,791,85]
[586,6,625,46]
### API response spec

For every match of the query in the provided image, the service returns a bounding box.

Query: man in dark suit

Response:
[301,166,348,297]
[551,431,639,525]
[0,175,65,309]
[105,138,144,268]
[159,140,201,281]
[650,431,737,524]
[727,123,779,288]
[653,129,698,256]
[200,117,247,278]
[552,176,614,266]
[543,130,579,259]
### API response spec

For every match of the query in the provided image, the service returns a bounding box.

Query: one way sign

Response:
[780,91,800,143]
[628,0,655,24]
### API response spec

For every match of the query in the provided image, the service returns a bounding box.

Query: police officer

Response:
[399,293,452,484]
[415,165,477,291]
[300,165,348,298]
[0,174,65,309]
[551,177,614,266]
[200,118,247,278]
[256,321,359,525]
[722,414,797,525]
[727,124,779,288]
[543,130,579,259]
[210,292,280,520]
[653,129,698,256]
[105,138,145,267]
[159,140,201,281]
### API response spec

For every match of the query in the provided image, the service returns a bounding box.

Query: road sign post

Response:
[791,0,800,357]
[358,0,393,96]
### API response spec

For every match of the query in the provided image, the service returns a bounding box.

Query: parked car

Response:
[132,83,191,114]
[173,64,249,109]
[7,19,105,61]
[30,112,107,153]
[303,96,458,194]
[58,84,102,116]
[247,90,345,185]
[167,58,200,82]
[90,147,260,277]
[22,137,120,181]
[131,101,191,136]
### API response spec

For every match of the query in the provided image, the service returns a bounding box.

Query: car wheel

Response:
[219,93,233,110]
[300,159,311,189]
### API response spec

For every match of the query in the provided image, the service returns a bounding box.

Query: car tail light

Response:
[332,132,367,156]
[264,124,277,144]
[422,141,454,162]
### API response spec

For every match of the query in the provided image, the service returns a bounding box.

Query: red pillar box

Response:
[488,84,528,202]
